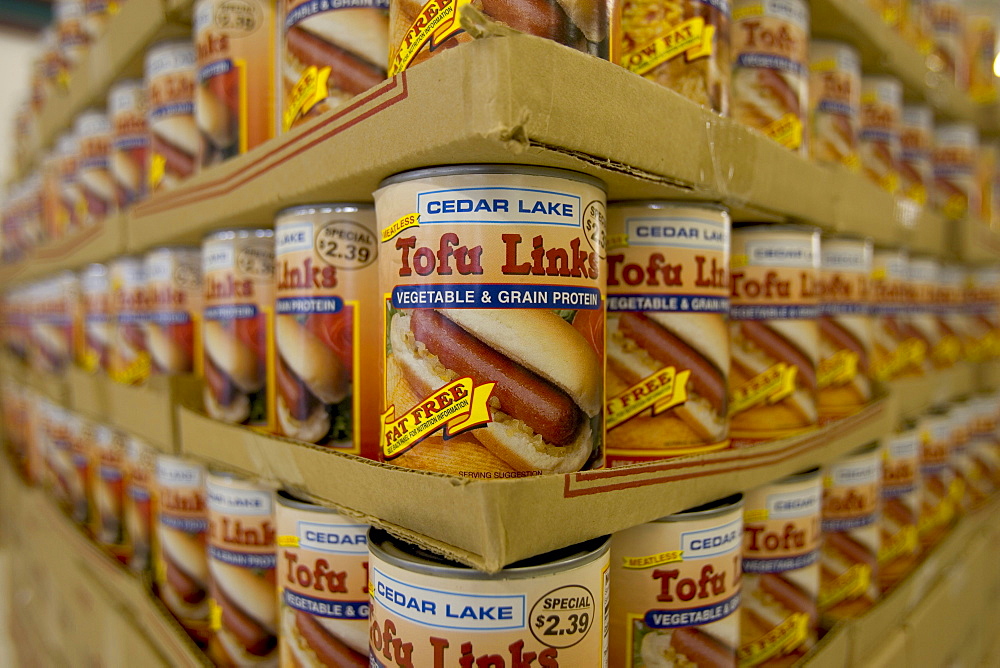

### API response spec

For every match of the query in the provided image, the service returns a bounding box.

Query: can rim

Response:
[732,222,820,233]
[145,244,201,253]
[276,489,350,515]
[607,200,729,213]
[654,493,743,522]
[368,529,610,580]
[276,203,374,218]
[777,467,821,483]
[377,164,607,192]
[202,227,274,243]
[146,38,193,54]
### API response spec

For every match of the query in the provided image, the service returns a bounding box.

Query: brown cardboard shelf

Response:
[178,393,894,572]
[887,363,976,423]
[0,214,126,285]
[954,217,1000,263]
[125,34,947,255]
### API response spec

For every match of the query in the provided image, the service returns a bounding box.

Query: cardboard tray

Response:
[127,34,946,255]
[179,390,894,571]
[954,217,1000,263]
[0,214,126,286]
[887,362,976,423]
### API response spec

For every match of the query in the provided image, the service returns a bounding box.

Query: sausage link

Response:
[276,355,320,421]
[203,355,237,408]
[819,317,868,370]
[670,627,734,668]
[740,321,817,390]
[295,610,367,667]
[165,556,206,605]
[150,134,196,179]
[285,26,385,96]
[215,585,277,657]
[760,573,817,623]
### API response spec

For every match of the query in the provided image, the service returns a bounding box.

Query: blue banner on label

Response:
[737,53,805,74]
[208,545,277,570]
[113,135,149,151]
[882,483,917,499]
[821,303,869,316]
[128,486,151,502]
[276,296,344,315]
[117,312,148,325]
[204,304,258,321]
[199,59,232,82]
[644,592,741,628]
[743,550,819,574]
[392,284,601,310]
[284,0,389,29]
[607,294,728,314]
[148,311,192,326]
[730,304,819,320]
[870,304,906,316]
[817,100,854,115]
[160,515,208,533]
[821,515,877,532]
[284,590,369,619]
[150,103,195,120]
[99,466,123,482]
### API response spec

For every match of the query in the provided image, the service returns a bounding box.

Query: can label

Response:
[819,450,880,622]
[146,42,197,192]
[154,457,210,644]
[125,437,156,573]
[92,426,126,551]
[201,233,275,427]
[929,0,967,89]
[732,0,809,153]
[57,0,90,67]
[933,126,979,220]
[932,266,964,368]
[817,239,872,421]
[195,0,275,166]
[859,78,901,194]
[611,506,742,667]
[905,259,938,376]
[31,277,76,374]
[869,251,920,381]
[620,0,731,115]
[370,544,610,667]
[375,170,607,477]
[145,248,202,375]
[276,501,369,665]
[605,203,730,464]
[44,405,75,510]
[878,431,920,591]
[76,112,116,224]
[968,14,998,104]
[109,258,150,384]
[966,270,1000,362]
[387,0,611,76]
[281,0,388,131]
[740,477,820,667]
[56,138,84,232]
[273,208,379,455]
[899,107,932,205]
[109,80,149,208]
[918,415,956,548]
[81,266,112,373]
[808,42,860,170]
[206,476,277,665]
[729,227,819,445]
[68,414,91,525]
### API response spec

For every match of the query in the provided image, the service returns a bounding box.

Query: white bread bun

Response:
[204,385,251,424]
[203,320,263,393]
[161,580,209,621]
[160,526,209,583]
[195,85,235,149]
[34,323,70,359]
[275,314,349,404]
[146,323,191,373]
[439,308,602,416]
[282,606,368,663]
[389,311,594,474]
[111,151,142,192]
[731,342,817,424]
[644,312,729,374]
[277,396,331,443]
[767,320,819,364]
[555,0,608,43]
[152,115,200,158]
[215,626,278,666]
[209,559,277,633]
[299,9,389,67]
[80,168,116,204]
[86,321,112,347]
[829,315,872,352]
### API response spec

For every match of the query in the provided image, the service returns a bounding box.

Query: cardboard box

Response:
[801,624,849,668]
[180,386,893,570]
[848,569,917,663]
[104,374,190,453]
[0,214,127,286]
[127,34,944,256]
[859,628,908,668]
[956,217,1000,264]
[66,364,111,420]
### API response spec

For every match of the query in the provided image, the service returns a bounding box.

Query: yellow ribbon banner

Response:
[818,563,871,609]
[730,363,798,415]
[817,349,859,389]
[622,19,714,76]
[381,213,420,243]
[878,525,918,564]
[738,612,810,667]
[381,377,495,459]
[621,550,684,570]
[283,66,331,131]
[606,367,690,430]
[764,113,804,150]
[388,0,471,77]
[277,535,299,548]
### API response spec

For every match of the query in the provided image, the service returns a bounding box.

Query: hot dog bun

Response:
[732,320,818,425]
[146,323,192,373]
[80,168,116,203]
[159,526,210,618]
[389,308,599,473]
[282,607,368,666]
[195,85,234,150]
[209,560,277,634]
[111,151,143,193]
[275,315,349,404]
[294,9,389,68]
[152,114,200,160]
[203,320,263,394]
[554,0,608,43]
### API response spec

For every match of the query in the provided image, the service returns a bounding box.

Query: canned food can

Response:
[819,444,881,625]
[31,272,78,374]
[740,471,820,667]
[41,151,62,242]
[155,455,211,645]
[732,0,809,154]
[966,267,1000,362]
[620,0,731,115]
[370,529,610,667]
[109,255,151,384]
[808,41,860,171]
[44,403,75,511]
[206,471,278,666]
[201,228,275,427]
[125,435,157,573]
[869,248,916,381]
[899,105,933,205]
[276,492,370,666]
[74,109,116,225]
[145,246,202,375]
[24,390,47,485]
[273,205,379,454]
[729,224,819,445]
[610,495,742,668]
[933,123,980,220]
[969,396,1000,496]
[859,76,902,194]
[388,0,612,76]
[56,0,90,68]
[145,39,198,193]
[281,0,389,132]
[605,202,730,463]
[981,141,998,227]
[375,165,607,476]
[92,424,128,561]
[934,265,966,368]
[878,428,920,591]
[55,132,84,233]
[917,411,956,549]
[906,255,938,375]
[928,0,968,90]
[108,79,150,208]
[67,411,91,525]
[967,9,998,103]
[83,0,111,42]
[867,0,904,28]
[80,263,112,373]
[194,0,276,167]
[38,27,64,103]
[948,403,982,512]
[817,236,873,422]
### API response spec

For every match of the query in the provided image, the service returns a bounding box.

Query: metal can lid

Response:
[778,467,821,484]
[608,200,729,214]
[378,164,606,192]
[202,227,274,243]
[368,529,610,581]
[654,493,743,523]
[732,222,820,234]
[276,203,374,219]
[276,489,351,516]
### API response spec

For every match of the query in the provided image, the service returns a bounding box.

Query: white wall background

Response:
[0,27,40,187]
